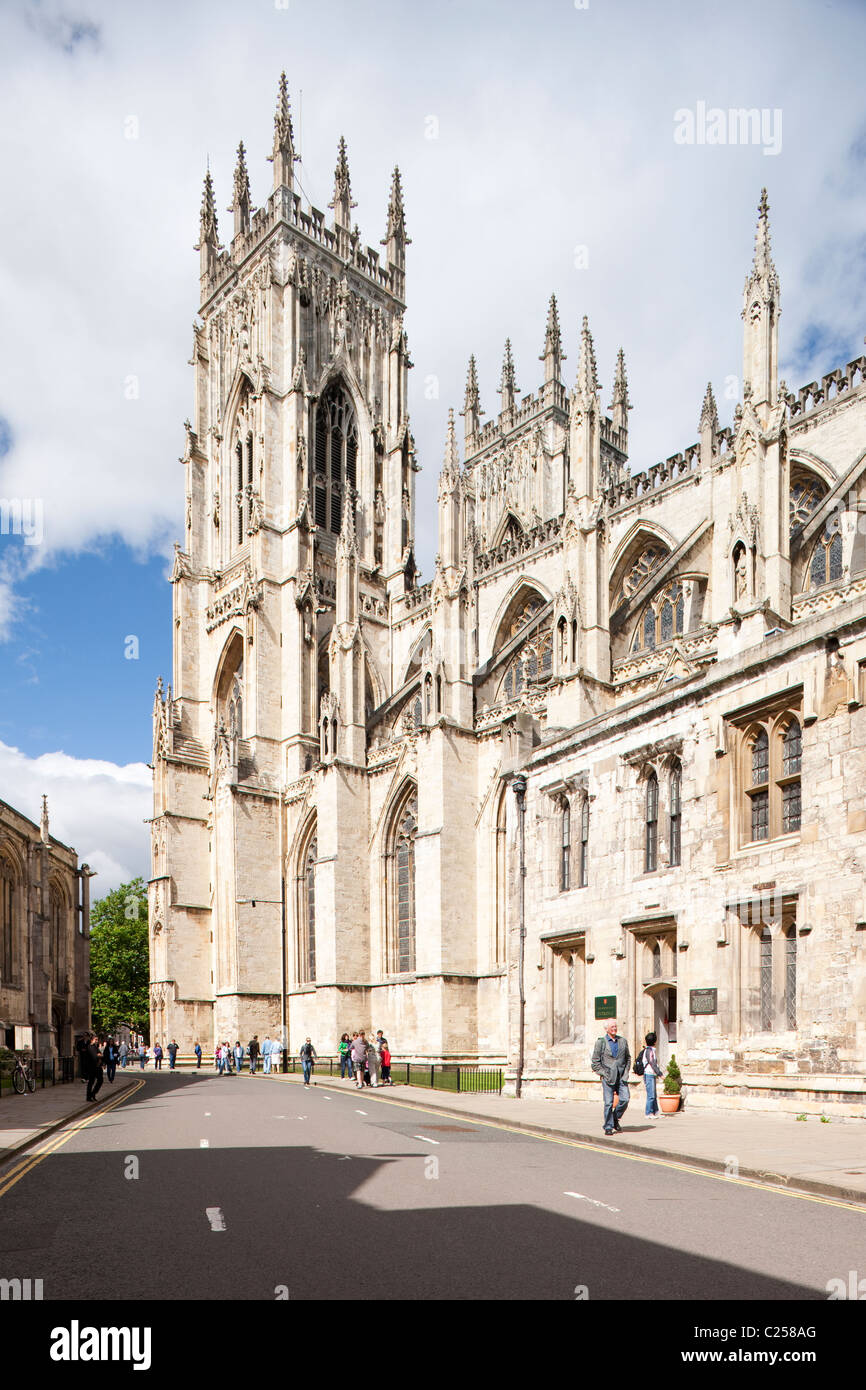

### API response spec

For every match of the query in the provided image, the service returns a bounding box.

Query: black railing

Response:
[283,1057,503,1095]
[0,1055,80,1097]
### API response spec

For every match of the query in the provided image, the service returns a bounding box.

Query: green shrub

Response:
[663,1053,682,1095]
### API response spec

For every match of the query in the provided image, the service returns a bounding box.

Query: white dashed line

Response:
[200,1140,209,1148]
[205,1207,226,1230]
[356,1109,367,1115]
[564,1191,620,1214]
[414,1135,440,1145]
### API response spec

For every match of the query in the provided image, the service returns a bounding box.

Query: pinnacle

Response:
[575,315,599,397]
[540,293,565,364]
[610,347,630,413]
[500,339,519,395]
[443,407,460,475]
[700,381,719,431]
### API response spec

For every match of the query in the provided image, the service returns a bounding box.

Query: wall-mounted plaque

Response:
[689,988,718,1015]
[594,995,616,1020]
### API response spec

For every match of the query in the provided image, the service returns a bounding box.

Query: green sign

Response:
[594,995,616,1020]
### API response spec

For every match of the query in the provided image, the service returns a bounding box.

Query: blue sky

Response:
[1,0,865,888]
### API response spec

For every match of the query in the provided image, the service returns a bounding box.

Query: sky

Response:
[0,0,865,893]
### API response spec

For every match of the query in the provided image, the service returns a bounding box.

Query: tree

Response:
[89,877,150,1038]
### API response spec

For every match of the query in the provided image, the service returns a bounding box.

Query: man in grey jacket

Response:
[591,1020,631,1135]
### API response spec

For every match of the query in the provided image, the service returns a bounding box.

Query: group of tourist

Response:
[213,1035,284,1075]
[336,1030,393,1089]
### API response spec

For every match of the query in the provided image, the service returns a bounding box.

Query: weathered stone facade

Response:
[151,80,866,1111]
[0,795,92,1058]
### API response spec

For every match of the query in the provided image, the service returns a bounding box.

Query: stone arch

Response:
[382,779,419,975]
[490,577,551,658]
[212,629,245,736]
[609,523,675,611]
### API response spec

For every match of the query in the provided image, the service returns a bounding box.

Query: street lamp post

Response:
[512,772,527,1099]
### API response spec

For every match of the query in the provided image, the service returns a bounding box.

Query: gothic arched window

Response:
[296,826,317,984]
[669,763,682,867]
[313,382,358,536]
[632,580,686,652]
[230,388,255,549]
[560,800,571,892]
[0,852,18,987]
[387,788,418,974]
[50,886,66,994]
[645,771,659,871]
[616,544,666,607]
[789,473,827,534]
[809,516,843,589]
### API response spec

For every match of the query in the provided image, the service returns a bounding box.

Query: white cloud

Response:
[0,738,151,894]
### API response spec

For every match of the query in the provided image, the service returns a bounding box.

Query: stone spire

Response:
[329,136,357,231]
[336,484,358,561]
[382,166,410,265]
[228,141,251,238]
[699,381,719,470]
[540,294,565,384]
[269,71,296,190]
[700,381,719,434]
[742,188,780,412]
[574,316,599,400]
[441,407,461,488]
[609,348,631,432]
[194,168,220,280]
[500,339,519,417]
[40,794,49,845]
[461,355,483,449]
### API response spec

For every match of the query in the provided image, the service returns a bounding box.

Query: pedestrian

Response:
[103,1037,116,1084]
[637,1031,663,1119]
[76,1032,88,1083]
[234,1040,244,1074]
[375,1029,387,1058]
[366,1037,380,1088]
[262,1035,273,1075]
[85,1034,104,1103]
[299,1037,317,1087]
[223,1041,234,1075]
[350,1031,368,1089]
[138,1043,147,1070]
[167,1040,179,1071]
[248,1035,260,1074]
[194,1041,202,1069]
[215,1043,223,1075]
[338,1034,352,1079]
[271,1035,282,1073]
[590,1019,631,1135]
[119,1040,128,1070]
[381,1041,393,1085]
[153,1042,163,1071]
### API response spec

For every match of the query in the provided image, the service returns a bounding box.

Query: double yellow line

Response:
[0,1080,144,1201]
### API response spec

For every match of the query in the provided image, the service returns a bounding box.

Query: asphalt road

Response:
[0,1072,862,1301]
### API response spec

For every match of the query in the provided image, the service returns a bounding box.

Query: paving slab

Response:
[0,1072,140,1163]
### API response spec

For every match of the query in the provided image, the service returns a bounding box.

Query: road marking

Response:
[565,1190,620,1214]
[414,1134,440,1145]
[200,1140,209,1148]
[0,1082,145,1202]
[281,1081,866,1216]
[297,1115,307,1120]
[204,1112,211,1116]
[205,1207,226,1231]
[356,1109,367,1115]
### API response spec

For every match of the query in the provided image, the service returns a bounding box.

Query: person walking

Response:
[234,1040,245,1075]
[85,1034,104,1103]
[271,1035,283,1073]
[153,1042,163,1071]
[119,1040,128,1070]
[248,1036,260,1075]
[299,1038,317,1087]
[637,1031,664,1118]
[338,1034,352,1079]
[167,1040,179,1071]
[138,1042,147,1070]
[103,1038,116,1084]
[380,1041,393,1085]
[262,1035,273,1075]
[366,1036,381,1088]
[194,1041,202,1069]
[591,1019,631,1135]
[350,1031,368,1089]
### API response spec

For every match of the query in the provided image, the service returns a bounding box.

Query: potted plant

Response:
[659,1053,683,1113]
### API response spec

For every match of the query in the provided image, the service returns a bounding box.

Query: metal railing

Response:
[0,1055,78,1097]
[281,1056,503,1094]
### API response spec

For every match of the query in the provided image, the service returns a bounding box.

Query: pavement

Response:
[2,1064,864,1206]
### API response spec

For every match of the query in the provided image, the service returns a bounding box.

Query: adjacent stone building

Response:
[0,795,92,1058]
[151,76,866,1112]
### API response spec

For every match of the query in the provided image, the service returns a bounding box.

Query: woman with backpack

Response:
[635,1031,664,1118]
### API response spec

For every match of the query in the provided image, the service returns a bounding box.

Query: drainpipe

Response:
[512,772,527,1099]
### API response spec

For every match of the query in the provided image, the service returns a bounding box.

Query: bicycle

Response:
[12,1054,36,1095]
